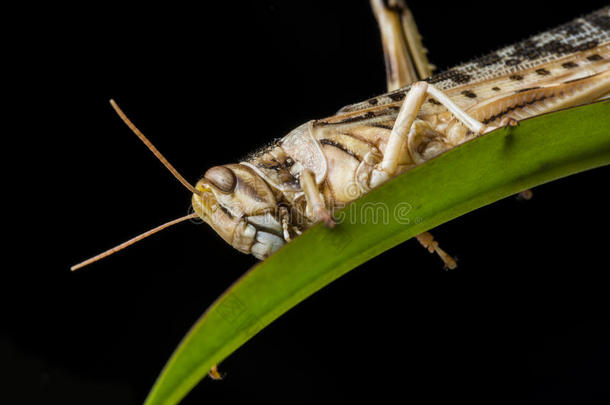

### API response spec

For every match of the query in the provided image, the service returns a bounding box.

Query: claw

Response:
[499,116,519,127]
[208,365,223,380]
[517,189,533,200]
[318,207,336,228]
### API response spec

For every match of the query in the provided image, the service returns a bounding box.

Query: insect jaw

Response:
[191,177,285,259]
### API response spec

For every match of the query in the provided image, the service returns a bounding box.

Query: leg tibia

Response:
[301,168,335,228]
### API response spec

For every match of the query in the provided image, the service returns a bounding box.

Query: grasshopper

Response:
[72,3,610,272]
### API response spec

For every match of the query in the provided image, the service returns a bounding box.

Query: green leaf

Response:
[144,100,610,405]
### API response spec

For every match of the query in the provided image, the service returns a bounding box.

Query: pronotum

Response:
[72,3,610,272]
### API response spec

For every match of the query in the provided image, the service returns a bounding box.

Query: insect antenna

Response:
[109,99,200,196]
[71,212,199,271]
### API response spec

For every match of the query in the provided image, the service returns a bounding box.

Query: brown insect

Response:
[72,3,610,272]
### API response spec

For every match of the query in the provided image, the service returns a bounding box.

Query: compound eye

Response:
[204,166,236,193]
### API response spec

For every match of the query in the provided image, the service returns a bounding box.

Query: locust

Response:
[71,3,610,272]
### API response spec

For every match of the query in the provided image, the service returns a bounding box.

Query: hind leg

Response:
[371,2,458,269]
[370,0,435,89]
[371,81,486,184]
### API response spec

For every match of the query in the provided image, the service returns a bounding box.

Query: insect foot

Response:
[415,231,457,270]
[517,189,534,201]
[485,116,520,135]
[208,365,224,380]
[319,208,337,228]
[499,116,519,127]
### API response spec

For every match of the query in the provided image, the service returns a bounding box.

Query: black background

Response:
[7,1,610,404]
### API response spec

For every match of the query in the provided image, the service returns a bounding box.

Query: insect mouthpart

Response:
[192,165,285,260]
